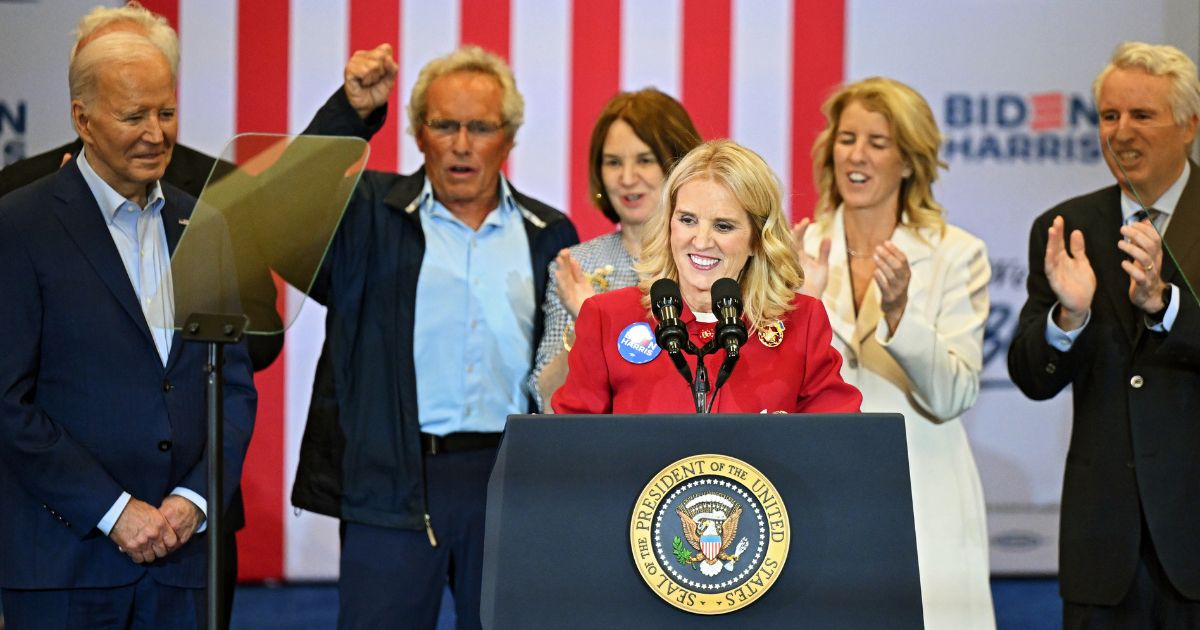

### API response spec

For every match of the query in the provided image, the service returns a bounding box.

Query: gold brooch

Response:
[584,264,615,292]
[757,320,786,348]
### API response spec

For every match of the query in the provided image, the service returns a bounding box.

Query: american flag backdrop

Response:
[136,0,846,581]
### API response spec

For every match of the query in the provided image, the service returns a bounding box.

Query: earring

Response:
[595,193,604,200]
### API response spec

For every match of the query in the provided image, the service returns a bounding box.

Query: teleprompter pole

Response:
[181,313,248,630]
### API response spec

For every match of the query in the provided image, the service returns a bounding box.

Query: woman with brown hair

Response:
[530,88,702,409]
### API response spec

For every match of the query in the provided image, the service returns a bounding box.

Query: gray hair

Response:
[71,1,180,74]
[406,46,524,139]
[1093,42,1200,127]
[69,32,173,111]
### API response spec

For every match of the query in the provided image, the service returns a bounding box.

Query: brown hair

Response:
[588,88,702,223]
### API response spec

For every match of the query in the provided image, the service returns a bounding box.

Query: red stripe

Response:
[681,0,732,140]
[790,0,845,221]
[139,0,182,106]
[460,0,510,60]
[139,0,179,33]
[350,0,402,172]
[460,0,511,178]
[570,0,622,241]
[235,0,289,582]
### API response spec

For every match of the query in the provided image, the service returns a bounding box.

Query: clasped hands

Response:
[108,495,204,565]
[1045,215,1166,331]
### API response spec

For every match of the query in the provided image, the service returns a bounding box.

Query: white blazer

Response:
[804,206,996,630]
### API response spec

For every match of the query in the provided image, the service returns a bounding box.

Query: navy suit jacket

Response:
[0,159,256,589]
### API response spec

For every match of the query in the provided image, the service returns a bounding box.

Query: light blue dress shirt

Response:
[77,150,208,535]
[1045,162,1189,349]
[412,176,535,435]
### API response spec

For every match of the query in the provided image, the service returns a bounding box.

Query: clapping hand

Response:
[792,218,831,298]
[1044,215,1096,331]
[1118,218,1168,314]
[873,241,911,335]
[554,249,593,319]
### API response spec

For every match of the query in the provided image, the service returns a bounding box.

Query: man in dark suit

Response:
[0,7,275,629]
[0,31,256,629]
[1008,42,1200,628]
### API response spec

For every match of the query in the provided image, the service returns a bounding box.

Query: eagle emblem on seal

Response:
[673,492,750,577]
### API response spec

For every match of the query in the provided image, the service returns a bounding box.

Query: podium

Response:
[481,413,924,628]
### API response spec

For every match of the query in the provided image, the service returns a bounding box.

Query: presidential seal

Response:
[629,454,789,615]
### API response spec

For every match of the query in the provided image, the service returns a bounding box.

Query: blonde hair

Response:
[1094,42,1200,129]
[637,140,803,334]
[71,2,179,74]
[406,46,524,139]
[811,76,946,233]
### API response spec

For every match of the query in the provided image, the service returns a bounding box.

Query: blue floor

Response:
[230,577,1063,629]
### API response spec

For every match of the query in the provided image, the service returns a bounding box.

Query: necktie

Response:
[1131,207,1166,232]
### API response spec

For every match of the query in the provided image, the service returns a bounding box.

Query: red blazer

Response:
[552,287,862,414]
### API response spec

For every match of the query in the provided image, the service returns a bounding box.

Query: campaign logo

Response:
[630,454,790,615]
[942,92,1100,164]
[617,321,661,364]
[0,100,27,167]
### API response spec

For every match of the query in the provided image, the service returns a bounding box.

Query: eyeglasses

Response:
[424,118,506,138]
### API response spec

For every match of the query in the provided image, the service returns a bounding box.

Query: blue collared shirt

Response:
[412,176,535,435]
[77,150,207,534]
[1045,162,1189,349]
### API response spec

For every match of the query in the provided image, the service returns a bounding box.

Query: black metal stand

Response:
[181,313,247,630]
[691,359,710,413]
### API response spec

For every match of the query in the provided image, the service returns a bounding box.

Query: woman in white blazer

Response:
[797,77,995,629]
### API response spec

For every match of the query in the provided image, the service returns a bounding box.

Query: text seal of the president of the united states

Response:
[629,453,790,614]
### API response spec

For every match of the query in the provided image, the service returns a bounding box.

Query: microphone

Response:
[651,278,694,390]
[651,278,688,354]
[711,278,748,358]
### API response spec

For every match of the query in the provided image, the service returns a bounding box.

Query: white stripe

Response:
[730,0,793,214]
[281,0,347,582]
[283,289,340,580]
[177,0,237,159]
[400,0,461,175]
[509,0,570,212]
[620,0,682,97]
[288,0,348,134]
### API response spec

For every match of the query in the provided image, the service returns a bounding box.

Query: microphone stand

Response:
[692,354,710,414]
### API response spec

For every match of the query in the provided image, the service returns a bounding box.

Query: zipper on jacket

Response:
[424,513,439,547]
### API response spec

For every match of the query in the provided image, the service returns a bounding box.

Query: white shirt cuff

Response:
[171,487,208,533]
[1044,304,1090,351]
[1146,283,1180,333]
[97,491,132,536]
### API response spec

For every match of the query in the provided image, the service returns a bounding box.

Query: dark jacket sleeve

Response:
[0,141,81,200]
[303,89,387,140]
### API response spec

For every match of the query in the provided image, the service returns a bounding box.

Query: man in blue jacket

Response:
[291,45,578,628]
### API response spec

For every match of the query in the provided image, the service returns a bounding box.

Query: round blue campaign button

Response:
[617,322,662,364]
